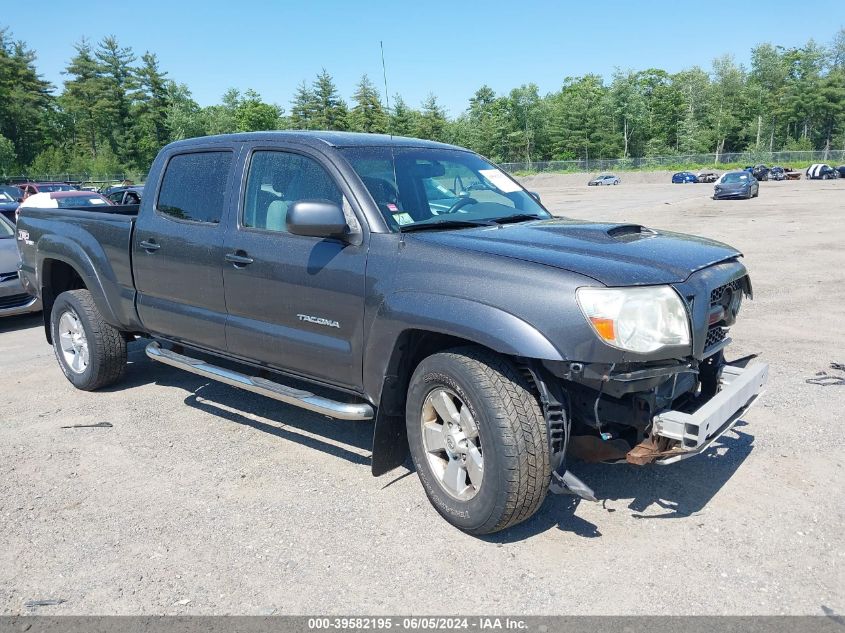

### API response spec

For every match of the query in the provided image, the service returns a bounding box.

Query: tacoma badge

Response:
[297,314,340,328]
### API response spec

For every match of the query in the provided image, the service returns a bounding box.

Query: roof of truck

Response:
[165,131,463,152]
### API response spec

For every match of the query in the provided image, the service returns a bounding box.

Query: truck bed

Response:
[16,204,141,331]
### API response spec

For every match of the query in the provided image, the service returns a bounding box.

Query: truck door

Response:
[133,148,238,351]
[222,145,367,390]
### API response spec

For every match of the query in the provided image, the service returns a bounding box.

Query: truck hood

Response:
[410,218,742,286]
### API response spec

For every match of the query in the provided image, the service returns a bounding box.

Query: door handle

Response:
[139,239,160,252]
[225,252,254,267]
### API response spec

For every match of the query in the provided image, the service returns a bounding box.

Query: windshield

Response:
[722,173,750,183]
[0,186,22,198]
[339,147,549,230]
[0,216,14,238]
[39,184,75,193]
[0,192,13,203]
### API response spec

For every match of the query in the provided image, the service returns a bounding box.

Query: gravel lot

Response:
[2,175,843,616]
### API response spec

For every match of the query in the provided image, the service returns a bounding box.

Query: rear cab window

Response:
[156,151,233,224]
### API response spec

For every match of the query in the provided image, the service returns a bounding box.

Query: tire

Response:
[406,346,550,534]
[51,289,127,391]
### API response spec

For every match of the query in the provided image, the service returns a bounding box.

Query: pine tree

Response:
[94,36,137,165]
[349,74,387,133]
[134,52,170,166]
[415,93,446,141]
[311,69,348,130]
[389,94,417,136]
[62,38,103,158]
[0,28,52,166]
[290,80,317,129]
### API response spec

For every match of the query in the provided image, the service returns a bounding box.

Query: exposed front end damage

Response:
[532,262,768,500]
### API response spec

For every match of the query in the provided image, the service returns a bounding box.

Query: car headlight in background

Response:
[576,286,691,353]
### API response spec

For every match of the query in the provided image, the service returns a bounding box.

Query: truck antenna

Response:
[380,41,392,139]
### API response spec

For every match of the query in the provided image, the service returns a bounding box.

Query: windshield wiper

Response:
[490,213,546,225]
[400,219,493,233]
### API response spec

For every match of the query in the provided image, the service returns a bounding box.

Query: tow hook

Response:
[550,470,597,502]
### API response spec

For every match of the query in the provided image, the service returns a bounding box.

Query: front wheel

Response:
[406,347,550,534]
[51,289,127,391]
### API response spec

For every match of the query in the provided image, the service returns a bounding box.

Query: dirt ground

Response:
[1,176,844,616]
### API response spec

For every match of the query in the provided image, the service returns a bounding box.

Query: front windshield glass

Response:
[339,147,549,230]
[39,184,75,193]
[722,173,749,183]
[0,192,13,203]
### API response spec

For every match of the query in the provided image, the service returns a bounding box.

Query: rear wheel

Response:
[406,347,550,534]
[51,289,127,391]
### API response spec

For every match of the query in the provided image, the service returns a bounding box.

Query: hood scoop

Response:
[606,224,657,242]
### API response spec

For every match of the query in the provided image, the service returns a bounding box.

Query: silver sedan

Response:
[0,215,41,317]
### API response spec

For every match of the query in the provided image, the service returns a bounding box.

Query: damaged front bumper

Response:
[629,361,769,465]
[547,360,768,501]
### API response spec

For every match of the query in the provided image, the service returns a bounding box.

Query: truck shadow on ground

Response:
[491,424,755,542]
[119,341,755,541]
[0,312,42,334]
[120,341,374,465]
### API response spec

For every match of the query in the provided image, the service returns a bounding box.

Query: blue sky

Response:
[4,1,838,116]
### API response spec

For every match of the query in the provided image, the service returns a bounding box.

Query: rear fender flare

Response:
[37,234,121,328]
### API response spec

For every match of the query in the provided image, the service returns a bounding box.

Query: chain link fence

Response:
[1,173,146,186]
[4,150,845,182]
[499,150,845,174]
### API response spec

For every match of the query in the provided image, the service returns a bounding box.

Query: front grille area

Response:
[705,326,727,350]
[703,277,747,352]
[0,293,33,310]
[0,270,18,283]
[710,278,744,305]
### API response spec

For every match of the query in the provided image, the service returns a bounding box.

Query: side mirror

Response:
[286,200,349,240]
[528,191,541,203]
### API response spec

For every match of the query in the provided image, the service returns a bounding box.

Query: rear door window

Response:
[157,151,233,223]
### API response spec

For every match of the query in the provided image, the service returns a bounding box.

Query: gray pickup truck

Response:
[16,132,768,534]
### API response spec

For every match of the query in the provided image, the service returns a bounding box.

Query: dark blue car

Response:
[671,171,698,183]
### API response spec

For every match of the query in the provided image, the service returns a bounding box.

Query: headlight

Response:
[576,286,691,353]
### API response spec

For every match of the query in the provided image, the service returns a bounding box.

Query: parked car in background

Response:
[769,166,786,181]
[835,165,845,178]
[0,190,20,223]
[0,185,24,203]
[0,214,41,316]
[671,171,698,183]
[22,191,113,210]
[714,171,759,199]
[587,174,620,186]
[751,165,769,181]
[806,164,838,180]
[697,171,719,183]
[105,186,144,205]
[19,182,77,200]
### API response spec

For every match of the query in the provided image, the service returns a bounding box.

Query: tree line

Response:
[1,26,844,177]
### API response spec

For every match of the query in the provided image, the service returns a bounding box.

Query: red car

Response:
[18,182,78,200]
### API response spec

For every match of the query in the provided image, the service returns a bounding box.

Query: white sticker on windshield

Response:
[393,212,414,226]
[479,169,521,193]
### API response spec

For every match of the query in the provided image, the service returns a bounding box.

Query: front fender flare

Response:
[364,291,565,400]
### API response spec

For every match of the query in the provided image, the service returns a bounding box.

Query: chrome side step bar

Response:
[145,341,374,421]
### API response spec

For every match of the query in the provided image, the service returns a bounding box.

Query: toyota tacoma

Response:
[16,132,768,534]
